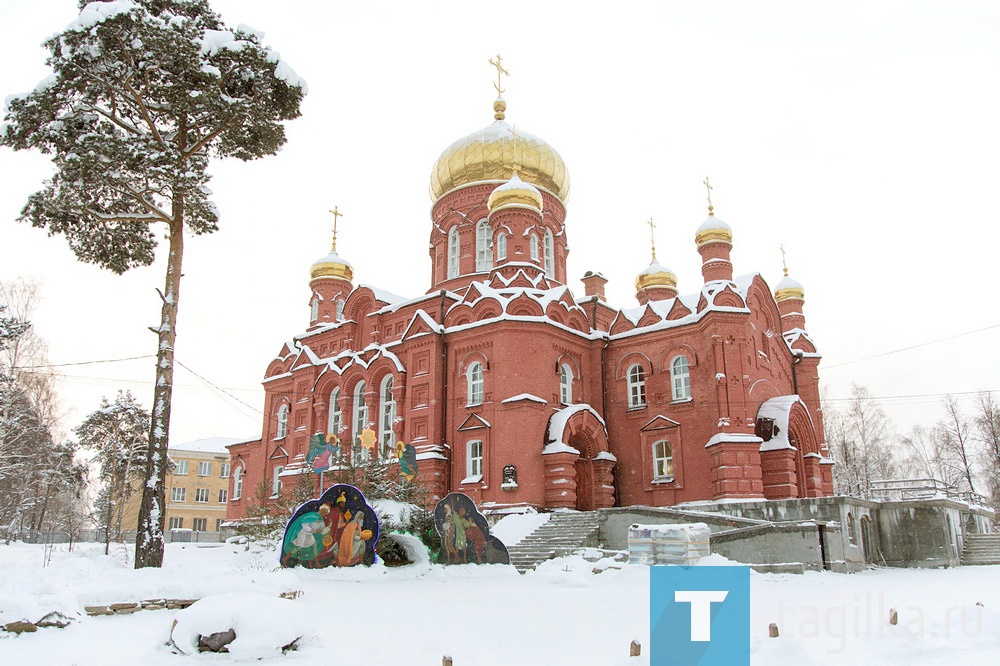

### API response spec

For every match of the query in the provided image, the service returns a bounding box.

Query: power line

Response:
[823,323,1000,370]
[16,354,156,370]
[174,358,264,417]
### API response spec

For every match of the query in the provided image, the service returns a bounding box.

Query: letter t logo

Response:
[674,590,729,641]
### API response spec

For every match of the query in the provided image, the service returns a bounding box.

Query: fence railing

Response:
[870,478,988,506]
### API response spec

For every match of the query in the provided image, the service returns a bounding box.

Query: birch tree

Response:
[2,0,305,566]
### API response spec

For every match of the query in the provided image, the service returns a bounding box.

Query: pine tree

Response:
[1,1,305,567]
[75,390,151,553]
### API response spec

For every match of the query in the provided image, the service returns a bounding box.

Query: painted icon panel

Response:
[433,492,510,565]
[280,483,379,568]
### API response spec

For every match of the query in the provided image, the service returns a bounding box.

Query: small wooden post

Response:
[768,623,779,638]
[629,640,641,657]
[443,656,453,666]
[889,609,898,625]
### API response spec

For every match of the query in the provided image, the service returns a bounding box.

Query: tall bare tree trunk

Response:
[134,204,183,568]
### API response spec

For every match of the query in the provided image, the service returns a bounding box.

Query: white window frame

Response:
[379,375,396,454]
[220,463,230,478]
[353,381,368,436]
[652,440,674,480]
[496,232,507,261]
[174,460,188,475]
[195,488,209,503]
[448,227,460,278]
[543,228,554,278]
[336,299,346,321]
[627,364,646,408]
[529,233,539,262]
[671,355,692,401]
[467,362,484,406]
[218,488,228,503]
[271,465,284,497]
[559,363,573,405]
[192,518,207,532]
[276,403,289,439]
[232,467,243,500]
[466,439,483,480]
[328,387,342,437]
[171,487,186,502]
[168,517,183,530]
[310,296,319,323]
[476,219,493,272]
[197,461,211,477]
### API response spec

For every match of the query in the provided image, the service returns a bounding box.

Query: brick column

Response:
[543,451,579,509]
[706,436,764,499]
[760,448,798,499]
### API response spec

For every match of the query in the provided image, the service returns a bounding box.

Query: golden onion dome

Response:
[774,275,805,302]
[635,260,678,292]
[487,173,543,213]
[429,102,570,203]
[310,248,354,283]
[694,214,733,248]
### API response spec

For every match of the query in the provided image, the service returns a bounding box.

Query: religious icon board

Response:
[433,492,510,565]
[280,484,379,568]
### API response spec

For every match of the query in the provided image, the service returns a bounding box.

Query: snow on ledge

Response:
[704,432,764,448]
[542,442,581,456]
[593,451,618,462]
[502,393,547,404]
[546,404,606,446]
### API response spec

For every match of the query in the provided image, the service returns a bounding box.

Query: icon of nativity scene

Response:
[280,484,379,568]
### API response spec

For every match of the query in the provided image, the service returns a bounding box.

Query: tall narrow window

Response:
[652,440,673,479]
[271,466,284,497]
[466,440,483,479]
[197,461,211,476]
[476,220,493,272]
[496,232,507,261]
[232,467,243,500]
[276,404,289,439]
[529,233,539,262]
[559,363,573,405]
[336,299,346,321]
[543,229,554,278]
[448,227,460,278]
[353,381,368,438]
[218,489,228,503]
[627,364,646,408]
[379,375,396,455]
[467,362,484,406]
[671,355,691,401]
[310,296,319,323]
[196,488,209,503]
[220,463,230,478]
[328,387,342,439]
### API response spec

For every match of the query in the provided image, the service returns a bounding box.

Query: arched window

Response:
[328,387,342,438]
[466,440,483,479]
[476,219,493,272]
[496,232,507,261]
[559,363,573,405]
[271,465,284,497]
[232,466,244,500]
[335,299,346,322]
[671,355,691,401]
[529,233,539,262]
[310,296,319,323]
[448,227,460,278]
[627,364,646,408]
[543,229,554,278]
[467,362,484,406]
[847,513,857,545]
[353,381,368,439]
[652,440,673,479]
[276,403,289,439]
[379,375,396,455]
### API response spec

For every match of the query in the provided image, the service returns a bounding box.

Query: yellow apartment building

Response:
[165,438,242,539]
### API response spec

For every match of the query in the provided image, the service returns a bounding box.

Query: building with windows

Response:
[226,89,833,522]
[165,438,237,537]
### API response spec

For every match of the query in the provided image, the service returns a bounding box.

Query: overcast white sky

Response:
[1,0,998,446]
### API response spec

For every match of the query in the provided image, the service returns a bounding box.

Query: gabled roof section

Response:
[640,415,681,432]
[269,444,289,460]
[782,328,821,358]
[401,310,443,340]
[457,413,491,431]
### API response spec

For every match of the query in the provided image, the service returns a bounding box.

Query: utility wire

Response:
[174,358,264,417]
[823,323,1000,370]
[16,354,156,370]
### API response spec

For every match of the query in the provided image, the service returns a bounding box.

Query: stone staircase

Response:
[961,533,1000,566]
[507,511,600,573]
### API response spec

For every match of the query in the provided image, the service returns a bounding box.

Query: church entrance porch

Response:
[542,405,616,510]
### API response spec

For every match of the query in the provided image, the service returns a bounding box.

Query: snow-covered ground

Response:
[1,517,997,665]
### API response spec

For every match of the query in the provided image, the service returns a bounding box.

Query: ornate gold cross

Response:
[489,54,509,96]
[328,206,343,252]
[780,243,789,277]
[703,177,714,216]
[647,218,657,261]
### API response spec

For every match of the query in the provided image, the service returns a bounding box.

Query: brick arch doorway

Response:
[569,431,595,511]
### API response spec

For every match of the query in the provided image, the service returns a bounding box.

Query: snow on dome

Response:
[494,173,540,195]
[775,276,804,291]
[696,215,731,233]
[310,249,353,282]
[638,260,675,277]
[487,172,543,212]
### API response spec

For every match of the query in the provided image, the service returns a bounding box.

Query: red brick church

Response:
[226,89,833,522]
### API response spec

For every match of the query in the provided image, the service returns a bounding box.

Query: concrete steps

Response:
[507,511,600,573]
[961,533,1000,566]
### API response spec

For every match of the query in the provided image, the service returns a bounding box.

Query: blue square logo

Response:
[650,566,750,665]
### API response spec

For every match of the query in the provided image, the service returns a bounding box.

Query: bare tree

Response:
[824,385,896,498]
[937,396,978,494]
[974,392,1000,510]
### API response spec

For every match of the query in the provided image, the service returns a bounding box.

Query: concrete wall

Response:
[597,506,767,550]
[877,500,964,568]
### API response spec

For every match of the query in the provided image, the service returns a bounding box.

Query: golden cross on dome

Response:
[647,218,657,261]
[703,177,715,216]
[489,54,509,96]
[780,243,789,277]
[511,124,521,173]
[328,206,343,252]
